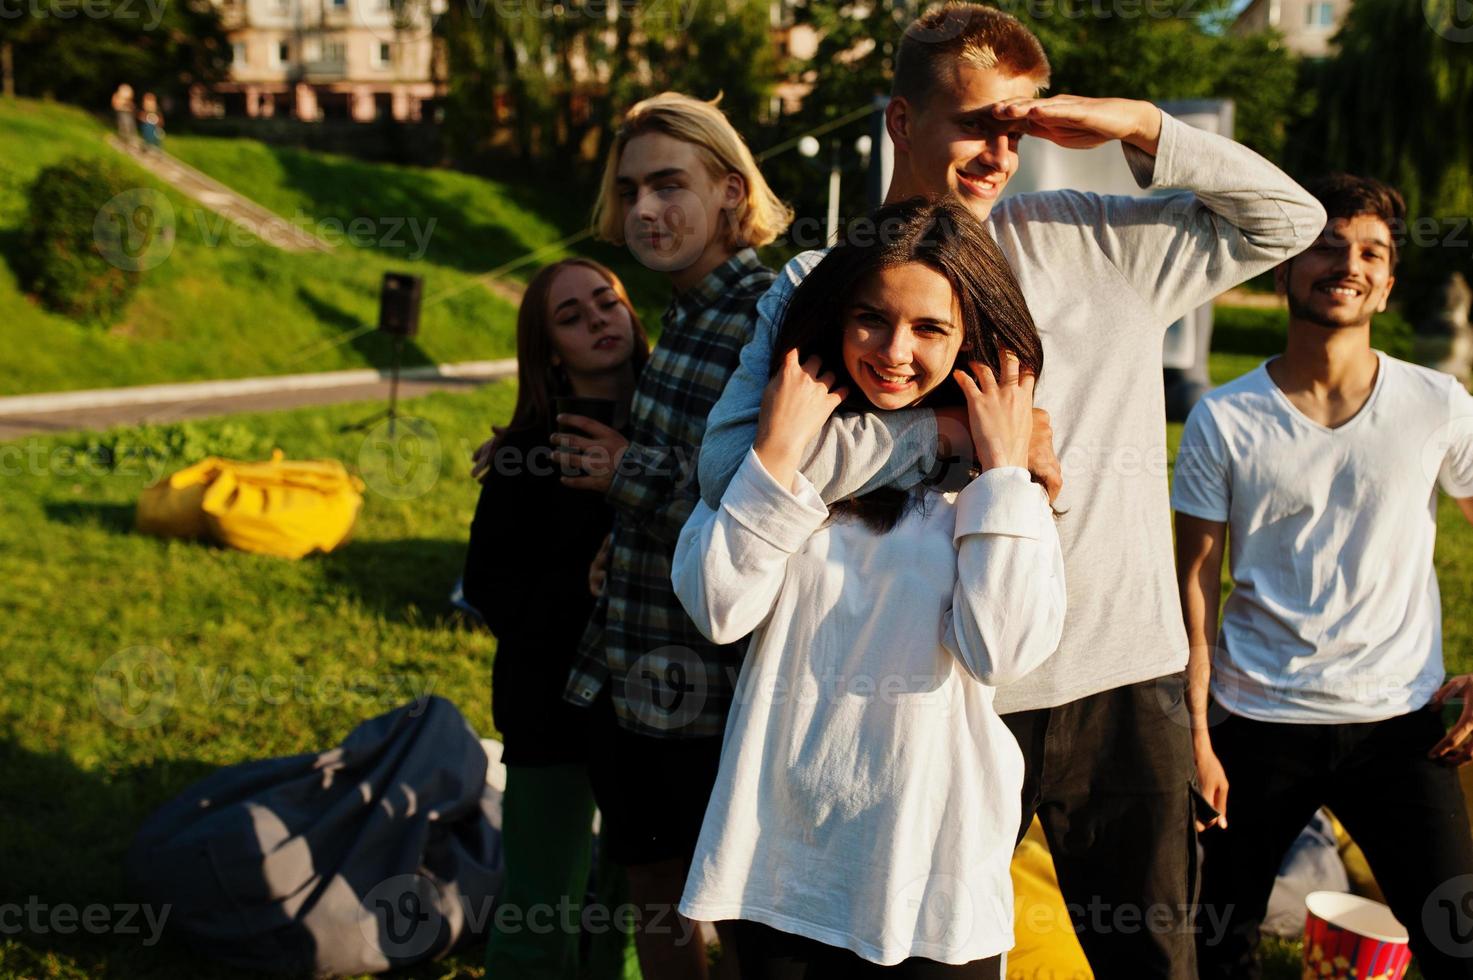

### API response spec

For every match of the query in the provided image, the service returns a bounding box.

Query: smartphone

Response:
[1191,785,1222,827]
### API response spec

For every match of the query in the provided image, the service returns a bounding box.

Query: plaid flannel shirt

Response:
[564,249,776,738]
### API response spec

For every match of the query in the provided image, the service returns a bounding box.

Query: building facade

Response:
[1231,0,1352,58]
[194,0,446,121]
[191,0,821,126]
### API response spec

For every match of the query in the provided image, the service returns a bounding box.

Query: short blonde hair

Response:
[894,3,1051,107]
[591,92,793,249]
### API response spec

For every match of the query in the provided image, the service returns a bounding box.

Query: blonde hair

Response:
[894,4,1051,108]
[591,92,793,249]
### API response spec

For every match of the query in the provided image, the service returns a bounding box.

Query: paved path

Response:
[109,138,528,306]
[110,136,335,253]
[0,361,517,440]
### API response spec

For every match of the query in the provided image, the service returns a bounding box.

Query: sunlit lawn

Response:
[2,350,1466,977]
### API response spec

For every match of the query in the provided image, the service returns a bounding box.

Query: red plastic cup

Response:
[1302,891,1412,980]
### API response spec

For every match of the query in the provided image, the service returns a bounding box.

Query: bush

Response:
[1212,305,1416,361]
[19,156,156,323]
[69,421,271,474]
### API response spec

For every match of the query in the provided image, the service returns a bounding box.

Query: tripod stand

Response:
[342,334,405,436]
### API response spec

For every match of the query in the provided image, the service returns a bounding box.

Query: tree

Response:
[1286,0,1473,301]
[629,0,776,138]
[777,0,1304,155]
[767,1,919,232]
[762,0,1302,232]
[0,0,228,113]
[439,0,774,176]
[1006,0,1302,161]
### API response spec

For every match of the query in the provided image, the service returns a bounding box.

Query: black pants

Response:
[1197,704,1473,980]
[1002,672,1200,980]
[583,690,724,867]
[729,920,1002,979]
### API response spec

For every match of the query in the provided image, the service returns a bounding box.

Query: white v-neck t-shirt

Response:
[670,451,1065,966]
[1171,352,1473,723]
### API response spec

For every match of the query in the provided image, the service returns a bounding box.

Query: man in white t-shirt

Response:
[1173,174,1473,980]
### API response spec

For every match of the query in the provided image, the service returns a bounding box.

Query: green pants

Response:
[485,763,640,980]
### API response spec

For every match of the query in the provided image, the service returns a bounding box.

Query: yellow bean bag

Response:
[137,451,364,559]
[136,456,225,539]
[1010,819,1094,979]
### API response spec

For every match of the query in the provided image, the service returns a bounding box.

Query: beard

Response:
[1285,281,1376,331]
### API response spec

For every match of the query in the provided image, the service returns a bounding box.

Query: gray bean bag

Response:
[126,696,504,976]
[1264,808,1351,938]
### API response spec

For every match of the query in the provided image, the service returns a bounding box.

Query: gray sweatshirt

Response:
[695,110,1326,714]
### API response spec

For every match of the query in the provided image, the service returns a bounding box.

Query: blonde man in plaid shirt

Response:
[550,92,792,980]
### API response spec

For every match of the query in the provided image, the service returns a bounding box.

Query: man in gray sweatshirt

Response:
[695,5,1325,977]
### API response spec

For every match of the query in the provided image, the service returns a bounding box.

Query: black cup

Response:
[554,396,617,433]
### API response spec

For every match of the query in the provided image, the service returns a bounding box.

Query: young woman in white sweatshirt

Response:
[670,198,1066,978]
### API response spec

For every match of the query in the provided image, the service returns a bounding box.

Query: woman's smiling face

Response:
[841,262,964,411]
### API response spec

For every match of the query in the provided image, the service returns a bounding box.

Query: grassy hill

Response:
[0,97,1426,401]
[0,98,665,396]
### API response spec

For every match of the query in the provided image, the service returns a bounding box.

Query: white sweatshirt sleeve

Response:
[996,112,1326,333]
[673,448,830,646]
[942,467,1066,687]
[1053,112,1325,326]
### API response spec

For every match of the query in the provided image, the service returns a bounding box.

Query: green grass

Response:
[1,354,1468,978]
[1212,303,1417,362]
[157,133,704,334]
[0,382,515,978]
[164,135,567,266]
[0,97,670,397]
[0,98,516,394]
[2,270,1466,975]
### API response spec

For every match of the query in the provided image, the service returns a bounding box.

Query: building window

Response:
[271,40,290,67]
[1304,1,1334,26]
[231,41,247,65]
[332,0,347,7]
[372,41,391,67]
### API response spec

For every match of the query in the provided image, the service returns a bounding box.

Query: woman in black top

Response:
[464,258,649,980]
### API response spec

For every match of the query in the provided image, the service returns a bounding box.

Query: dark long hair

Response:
[772,198,1042,532]
[492,258,650,451]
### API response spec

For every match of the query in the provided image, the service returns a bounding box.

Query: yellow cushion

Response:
[138,451,364,559]
[202,450,364,559]
[1010,818,1094,979]
[136,457,225,539]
